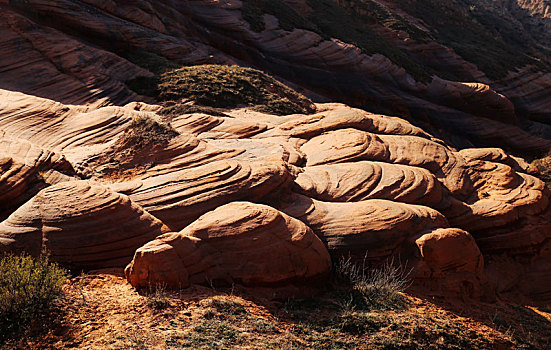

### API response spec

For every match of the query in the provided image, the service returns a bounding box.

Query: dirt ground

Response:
[4,271,550,349]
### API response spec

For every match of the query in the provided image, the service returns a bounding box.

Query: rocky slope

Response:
[1,0,551,153]
[0,84,550,303]
[0,0,551,305]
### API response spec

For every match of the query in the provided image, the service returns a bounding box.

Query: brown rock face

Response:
[0,88,549,299]
[2,0,551,153]
[0,181,168,269]
[0,131,77,220]
[279,194,449,261]
[125,202,331,289]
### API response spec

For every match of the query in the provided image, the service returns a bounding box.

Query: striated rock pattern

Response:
[294,161,445,207]
[0,130,77,220]
[117,159,292,231]
[1,88,550,300]
[279,194,449,260]
[0,0,551,300]
[125,202,331,289]
[0,181,168,269]
[1,0,551,153]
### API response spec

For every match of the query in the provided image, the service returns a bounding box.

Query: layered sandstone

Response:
[0,181,168,269]
[0,0,550,301]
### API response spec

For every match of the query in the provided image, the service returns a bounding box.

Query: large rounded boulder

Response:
[125,202,332,289]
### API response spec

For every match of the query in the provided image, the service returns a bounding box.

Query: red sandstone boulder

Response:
[415,228,487,298]
[125,202,331,289]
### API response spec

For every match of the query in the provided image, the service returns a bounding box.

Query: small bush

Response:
[145,284,171,310]
[121,115,179,152]
[532,154,551,188]
[0,254,68,341]
[334,256,411,311]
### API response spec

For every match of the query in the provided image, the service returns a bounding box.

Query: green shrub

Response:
[0,254,68,341]
[334,256,411,311]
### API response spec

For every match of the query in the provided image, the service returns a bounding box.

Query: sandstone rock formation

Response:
[0,88,550,300]
[0,181,168,269]
[0,0,550,301]
[125,202,331,289]
[117,159,292,231]
[1,0,551,153]
[415,228,487,298]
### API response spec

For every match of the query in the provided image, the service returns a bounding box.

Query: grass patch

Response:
[157,65,315,115]
[181,319,243,349]
[203,297,247,316]
[0,254,68,342]
[145,284,171,311]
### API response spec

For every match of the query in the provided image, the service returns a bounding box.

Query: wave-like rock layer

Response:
[0,89,550,302]
[0,181,168,269]
[2,0,551,154]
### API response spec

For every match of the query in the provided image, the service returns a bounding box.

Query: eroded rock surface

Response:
[125,202,331,289]
[0,90,549,299]
[2,0,551,153]
[0,181,168,269]
[0,0,550,300]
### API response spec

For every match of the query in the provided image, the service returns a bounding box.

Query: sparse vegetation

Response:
[157,65,315,115]
[240,0,433,82]
[240,0,551,81]
[145,284,171,310]
[120,115,179,153]
[532,153,551,188]
[0,254,68,342]
[202,296,247,316]
[127,62,316,116]
[8,273,550,349]
[391,0,551,80]
[93,115,179,178]
[334,256,411,311]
